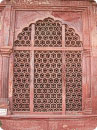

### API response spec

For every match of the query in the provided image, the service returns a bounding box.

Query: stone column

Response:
[0,47,12,109]
[0,5,12,114]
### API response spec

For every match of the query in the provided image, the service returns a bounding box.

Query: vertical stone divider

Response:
[91,49,97,114]
[82,50,87,111]
[0,55,2,99]
[7,7,15,114]
[0,8,4,47]
[0,8,3,101]
[82,8,90,49]
[8,53,13,114]
[2,5,11,46]
[62,24,65,114]
[88,5,97,114]
[0,47,12,113]
[30,23,35,114]
[83,50,92,114]
[2,55,10,109]
[8,8,15,114]
[86,51,91,99]
[1,55,10,109]
[0,5,12,114]
[1,56,9,99]
[82,7,92,114]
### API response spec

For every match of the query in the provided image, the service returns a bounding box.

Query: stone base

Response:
[0,115,97,130]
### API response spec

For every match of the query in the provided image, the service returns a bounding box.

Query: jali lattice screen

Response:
[34,18,62,47]
[34,50,62,112]
[65,51,82,111]
[13,17,82,113]
[13,25,31,111]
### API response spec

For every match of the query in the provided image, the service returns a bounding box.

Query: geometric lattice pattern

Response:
[34,50,62,112]
[34,17,62,47]
[14,25,31,47]
[13,50,30,111]
[65,24,82,47]
[13,17,83,113]
[65,51,82,111]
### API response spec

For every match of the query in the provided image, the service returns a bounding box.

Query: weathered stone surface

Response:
[0,115,97,130]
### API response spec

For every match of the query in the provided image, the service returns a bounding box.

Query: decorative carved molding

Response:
[0,46,13,56]
[0,0,95,8]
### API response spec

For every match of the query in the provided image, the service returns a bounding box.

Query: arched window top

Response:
[35,17,62,25]
[34,17,62,47]
[13,17,83,113]
[14,17,82,48]
[65,24,82,47]
[14,24,32,47]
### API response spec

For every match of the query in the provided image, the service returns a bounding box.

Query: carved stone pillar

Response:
[0,5,12,113]
[0,46,12,109]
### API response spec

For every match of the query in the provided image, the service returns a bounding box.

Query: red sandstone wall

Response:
[0,0,96,114]
[12,1,96,115]
[0,6,11,103]
[0,0,97,129]
[91,12,97,114]
[1,116,97,130]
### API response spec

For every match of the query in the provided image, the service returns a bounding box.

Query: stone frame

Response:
[0,0,95,116]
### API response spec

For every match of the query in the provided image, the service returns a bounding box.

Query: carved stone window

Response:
[13,17,82,114]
